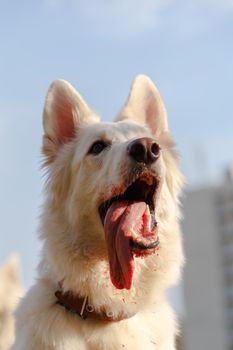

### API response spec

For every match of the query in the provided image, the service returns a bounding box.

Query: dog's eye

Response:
[88,141,108,155]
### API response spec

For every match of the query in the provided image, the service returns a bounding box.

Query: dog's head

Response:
[41,75,184,296]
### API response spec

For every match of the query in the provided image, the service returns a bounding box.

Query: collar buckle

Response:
[79,296,88,319]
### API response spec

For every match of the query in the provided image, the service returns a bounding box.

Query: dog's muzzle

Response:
[98,137,161,290]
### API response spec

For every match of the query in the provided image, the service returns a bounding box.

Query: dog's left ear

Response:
[42,80,99,162]
[117,75,168,137]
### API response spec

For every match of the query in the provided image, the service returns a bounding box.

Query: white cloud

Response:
[76,0,170,37]
[45,0,233,39]
[78,0,233,39]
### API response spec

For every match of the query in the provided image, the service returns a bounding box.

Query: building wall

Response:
[216,185,233,348]
[182,187,230,350]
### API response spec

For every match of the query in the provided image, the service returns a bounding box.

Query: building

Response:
[182,176,233,350]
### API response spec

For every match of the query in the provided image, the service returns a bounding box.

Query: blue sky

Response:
[1,1,233,313]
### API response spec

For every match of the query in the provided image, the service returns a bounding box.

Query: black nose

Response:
[127,137,160,164]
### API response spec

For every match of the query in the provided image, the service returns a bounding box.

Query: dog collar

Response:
[55,288,135,322]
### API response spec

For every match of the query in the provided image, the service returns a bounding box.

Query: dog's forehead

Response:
[80,120,149,142]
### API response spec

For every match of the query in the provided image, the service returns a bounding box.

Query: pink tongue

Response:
[104,201,147,290]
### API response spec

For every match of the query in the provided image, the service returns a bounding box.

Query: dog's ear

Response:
[42,80,98,162]
[117,75,168,137]
[2,255,21,283]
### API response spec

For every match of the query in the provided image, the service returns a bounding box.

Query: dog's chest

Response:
[60,318,158,350]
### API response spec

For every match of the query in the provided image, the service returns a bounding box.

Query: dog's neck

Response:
[54,285,136,322]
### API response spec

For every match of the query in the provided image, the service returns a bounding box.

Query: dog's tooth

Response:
[130,228,138,240]
[144,205,152,232]
[145,205,150,215]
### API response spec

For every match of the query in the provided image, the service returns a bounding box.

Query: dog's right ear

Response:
[116,75,168,138]
[42,80,99,162]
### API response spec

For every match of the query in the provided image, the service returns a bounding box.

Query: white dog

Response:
[13,75,184,349]
[0,256,22,350]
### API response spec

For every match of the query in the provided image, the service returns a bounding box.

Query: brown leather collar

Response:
[55,289,134,322]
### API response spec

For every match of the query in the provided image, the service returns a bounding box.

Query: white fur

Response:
[13,75,184,349]
[0,256,23,350]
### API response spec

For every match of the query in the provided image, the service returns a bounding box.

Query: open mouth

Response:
[99,172,160,290]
